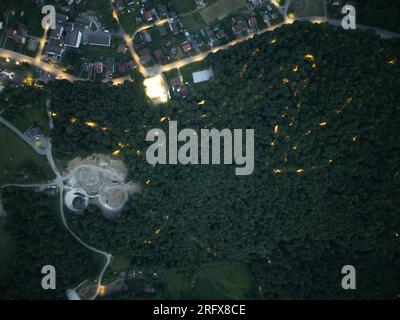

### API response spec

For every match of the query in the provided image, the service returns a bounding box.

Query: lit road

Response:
[0,49,81,81]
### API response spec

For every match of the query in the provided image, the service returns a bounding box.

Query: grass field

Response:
[118,10,138,36]
[288,0,326,18]
[193,263,253,299]
[180,60,209,83]
[200,0,247,24]
[164,263,254,299]
[81,36,124,60]
[182,12,208,32]
[164,269,193,299]
[0,125,53,185]
[169,0,197,14]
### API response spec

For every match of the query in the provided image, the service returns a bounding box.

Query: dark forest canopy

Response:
[8,21,400,299]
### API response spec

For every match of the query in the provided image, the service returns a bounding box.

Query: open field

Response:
[182,12,208,32]
[0,125,53,185]
[200,0,247,24]
[164,263,254,299]
[169,0,197,13]
[288,0,326,18]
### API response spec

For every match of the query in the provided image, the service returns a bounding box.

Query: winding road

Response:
[0,116,111,300]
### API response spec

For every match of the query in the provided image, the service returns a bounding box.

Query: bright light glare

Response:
[143,75,169,104]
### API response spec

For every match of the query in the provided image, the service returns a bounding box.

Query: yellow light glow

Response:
[145,179,151,185]
[51,112,57,117]
[273,169,283,174]
[319,122,327,126]
[155,229,161,235]
[304,54,315,62]
[282,78,289,84]
[388,59,396,65]
[70,117,77,124]
[143,75,169,104]
[98,285,106,297]
[198,100,206,105]
[160,116,170,122]
[292,65,299,72]
[288,13,295,19]
[274,124,279,135]
[269,38,277,44]
[296,169,305,173]
[346,97,353,104]
[85,122,97,128]
[352,136,358,142]
[112,149,121,156]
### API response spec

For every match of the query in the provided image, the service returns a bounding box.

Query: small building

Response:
[144,11,153,22]
[49,24,64,39]
[105,57,116,74]
[169,21,179,35]
[181,41,192,53]
[157,4,168,17]
[65,29,82,48]
[117,44,128,54]
[153,49,166,63]
[139,30,152,43]
[56,13,69,24]
[140,49,152,64]
[94,62,104,74]
[232,21,249,36]
[248,17,258,30]
[87,32,111,46]
[159,25,167,36]
[192,68,214,83]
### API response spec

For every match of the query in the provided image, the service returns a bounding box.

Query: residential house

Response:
[232,21,249,36]
[117,44,128,54]
[248,17,258,30]
[153,49,166,63]
[139,30,152,43]
[140,49,152,64]
[157,4,168,17]
[105,57,116,74]
[144,11,153,22]
[65,29,82,48]
[181,41,192,53]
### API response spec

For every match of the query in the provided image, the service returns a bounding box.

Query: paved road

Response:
[1,182,56,191]
[0,49,81,81]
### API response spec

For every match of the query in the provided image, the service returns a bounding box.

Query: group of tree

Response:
[3,21,400,299]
